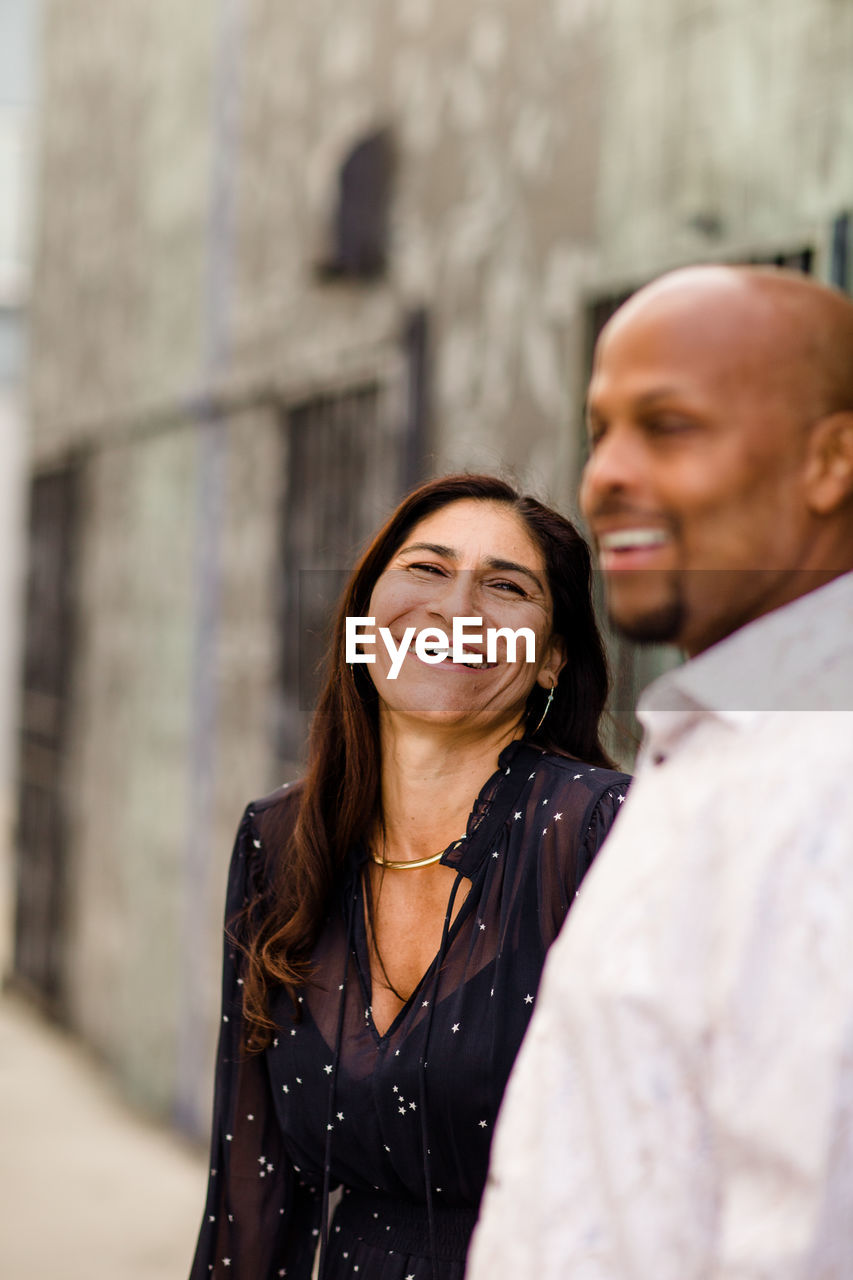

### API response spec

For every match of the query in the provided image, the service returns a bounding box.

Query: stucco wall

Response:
[597,0,853,288]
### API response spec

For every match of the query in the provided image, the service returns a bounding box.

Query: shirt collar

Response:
[637,571,853,758]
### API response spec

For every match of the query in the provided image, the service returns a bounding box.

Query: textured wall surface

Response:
[596,0,853,287]
[24,0,853,1125]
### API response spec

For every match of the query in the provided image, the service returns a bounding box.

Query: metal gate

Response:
[14,466,78,1013]
[277,382,405,766]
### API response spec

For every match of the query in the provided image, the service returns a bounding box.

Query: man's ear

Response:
[537,637,567,689]
[805,412,853,514]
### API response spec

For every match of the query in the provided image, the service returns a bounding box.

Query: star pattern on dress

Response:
[197,748,631,1277]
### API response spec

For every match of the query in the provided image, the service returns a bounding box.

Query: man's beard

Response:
[607,590,685,646]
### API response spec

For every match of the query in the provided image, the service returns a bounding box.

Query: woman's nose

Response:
[426,570,478,624]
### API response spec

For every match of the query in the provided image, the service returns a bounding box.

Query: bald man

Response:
[467,266,853,1280]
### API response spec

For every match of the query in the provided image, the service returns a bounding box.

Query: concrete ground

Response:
[0,990,208,1280]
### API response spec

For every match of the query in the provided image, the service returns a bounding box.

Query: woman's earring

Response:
[530,678,556,735]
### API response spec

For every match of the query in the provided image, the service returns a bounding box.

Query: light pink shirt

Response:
[468,572,853,1280]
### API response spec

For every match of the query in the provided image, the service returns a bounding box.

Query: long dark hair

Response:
[240,474,613,1044]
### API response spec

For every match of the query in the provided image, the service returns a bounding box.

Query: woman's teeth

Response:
[421,646,497,669]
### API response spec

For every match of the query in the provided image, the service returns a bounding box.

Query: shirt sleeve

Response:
[189,807,321,1280]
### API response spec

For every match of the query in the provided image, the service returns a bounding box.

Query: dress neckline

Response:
[345,738,545,1044]
[440,739,544,878]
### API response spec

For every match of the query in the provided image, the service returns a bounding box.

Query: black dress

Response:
[190,740,630,1280]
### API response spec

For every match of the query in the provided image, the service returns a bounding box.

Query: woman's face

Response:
[365,499,565,736]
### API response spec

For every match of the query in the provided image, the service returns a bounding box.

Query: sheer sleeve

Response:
[189,806,321,1280]
[534,769,631,948]
[576,780,630,890]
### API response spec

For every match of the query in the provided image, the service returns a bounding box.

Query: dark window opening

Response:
[317,128,395,281]
[14,466,79,1015]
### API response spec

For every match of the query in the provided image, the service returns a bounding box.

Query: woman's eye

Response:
[489,579,527,597]
[408,561,447,577]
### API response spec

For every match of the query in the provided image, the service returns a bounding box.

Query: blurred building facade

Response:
[17,0,853,1135]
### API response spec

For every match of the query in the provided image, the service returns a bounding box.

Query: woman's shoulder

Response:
[246,778,305,820]
[243,778,306,851]
[226,780,305,906]
[534,748,631,794]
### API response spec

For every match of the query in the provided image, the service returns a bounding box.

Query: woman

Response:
[190,474,629,1280]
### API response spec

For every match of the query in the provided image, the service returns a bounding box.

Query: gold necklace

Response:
[371,838,465,871]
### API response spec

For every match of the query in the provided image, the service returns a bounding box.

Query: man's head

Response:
[580,264,853,656]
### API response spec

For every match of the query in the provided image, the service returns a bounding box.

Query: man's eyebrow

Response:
[633,387,688,408]
[586,385,689,417]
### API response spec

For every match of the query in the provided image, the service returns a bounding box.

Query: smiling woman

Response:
[189,475,631,1280]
